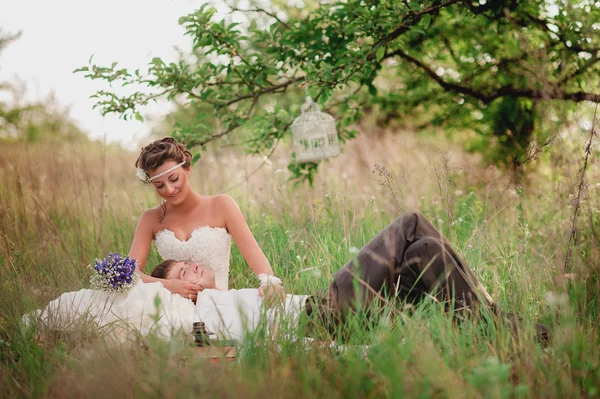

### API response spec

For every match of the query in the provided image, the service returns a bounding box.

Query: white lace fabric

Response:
[154,226,232,291]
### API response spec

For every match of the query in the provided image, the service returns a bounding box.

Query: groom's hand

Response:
[168,279,203,302]
[259,284,285,308]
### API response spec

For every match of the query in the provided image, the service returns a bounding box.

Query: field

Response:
[1,129,599,398]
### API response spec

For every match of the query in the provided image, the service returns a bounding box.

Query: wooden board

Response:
[194,345,236,362]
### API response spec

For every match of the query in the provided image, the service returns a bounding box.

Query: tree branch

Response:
[564,102,598,273]
[230,6,291,30]
[559,54,600,85]
[225,76,305,106]
[388,49,600,103]
[368,0,461,56]
[525,12,600,54]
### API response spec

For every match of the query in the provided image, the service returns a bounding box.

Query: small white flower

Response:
[136,168,149,184]
[296,255,301,260]
[349,246,359,254]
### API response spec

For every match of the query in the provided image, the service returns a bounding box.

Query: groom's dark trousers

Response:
[307,212,494,329]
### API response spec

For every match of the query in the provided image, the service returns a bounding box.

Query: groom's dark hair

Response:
[151,259,177,279]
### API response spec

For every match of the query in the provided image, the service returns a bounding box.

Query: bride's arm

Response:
[129,210,155,279]
[129,210,202,299]
[218,195,274,276]
[218,195,285,305]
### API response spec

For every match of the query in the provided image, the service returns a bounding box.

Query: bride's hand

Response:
[167,279,203,301]
[258,284,285,308]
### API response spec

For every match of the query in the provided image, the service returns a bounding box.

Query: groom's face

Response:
[166,261,216,289]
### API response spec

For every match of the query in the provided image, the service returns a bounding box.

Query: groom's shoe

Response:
[534,322,551,346]
[498,309,551,346]
[304,295,344,340]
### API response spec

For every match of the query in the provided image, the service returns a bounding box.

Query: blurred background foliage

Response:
[76,0,599,181]
[0,30,88,144]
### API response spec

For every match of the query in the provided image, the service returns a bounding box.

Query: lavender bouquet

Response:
[89,253,140,293]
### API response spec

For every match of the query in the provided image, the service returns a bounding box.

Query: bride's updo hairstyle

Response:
[136,137,192,173]
[136,137,193,222]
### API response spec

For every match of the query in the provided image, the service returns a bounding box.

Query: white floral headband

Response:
[137,161,186,185]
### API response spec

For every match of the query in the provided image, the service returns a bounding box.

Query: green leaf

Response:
[367,83,378,96]
[421,14,432,30]
[134,113,143,122]
[319,90,330,105]
[376,47,386,62]
[191,152,201,165]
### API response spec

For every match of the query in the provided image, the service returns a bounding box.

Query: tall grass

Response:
[0,129,599,398]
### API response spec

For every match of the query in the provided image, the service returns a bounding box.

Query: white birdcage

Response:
[291,97,340,163]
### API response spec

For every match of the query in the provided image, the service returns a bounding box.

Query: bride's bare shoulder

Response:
[136,207,163,230]
[200,194,237,209]
[198,195,238,225]
[212,194,238,207]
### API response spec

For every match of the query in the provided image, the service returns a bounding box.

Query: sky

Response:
[0,0,220,149]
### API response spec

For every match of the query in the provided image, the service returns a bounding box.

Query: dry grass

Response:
[1,124,599,398]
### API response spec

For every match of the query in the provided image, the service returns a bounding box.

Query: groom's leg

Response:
[329,212,492,316]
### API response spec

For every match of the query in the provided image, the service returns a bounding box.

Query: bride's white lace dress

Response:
[155,226,232,291]
[25,227,307,344]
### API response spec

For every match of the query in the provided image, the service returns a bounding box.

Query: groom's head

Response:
[151,259,216,289]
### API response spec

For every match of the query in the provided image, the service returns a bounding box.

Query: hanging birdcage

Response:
[291,97,340,163]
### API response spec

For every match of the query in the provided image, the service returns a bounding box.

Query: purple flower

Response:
[89,252,140,293]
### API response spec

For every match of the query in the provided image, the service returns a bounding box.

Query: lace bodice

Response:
[154,226,232,291]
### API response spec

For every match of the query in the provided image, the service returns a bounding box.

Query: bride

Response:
[129,137,284,303]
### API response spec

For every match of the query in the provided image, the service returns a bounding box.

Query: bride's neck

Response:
[168,190,201,213]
